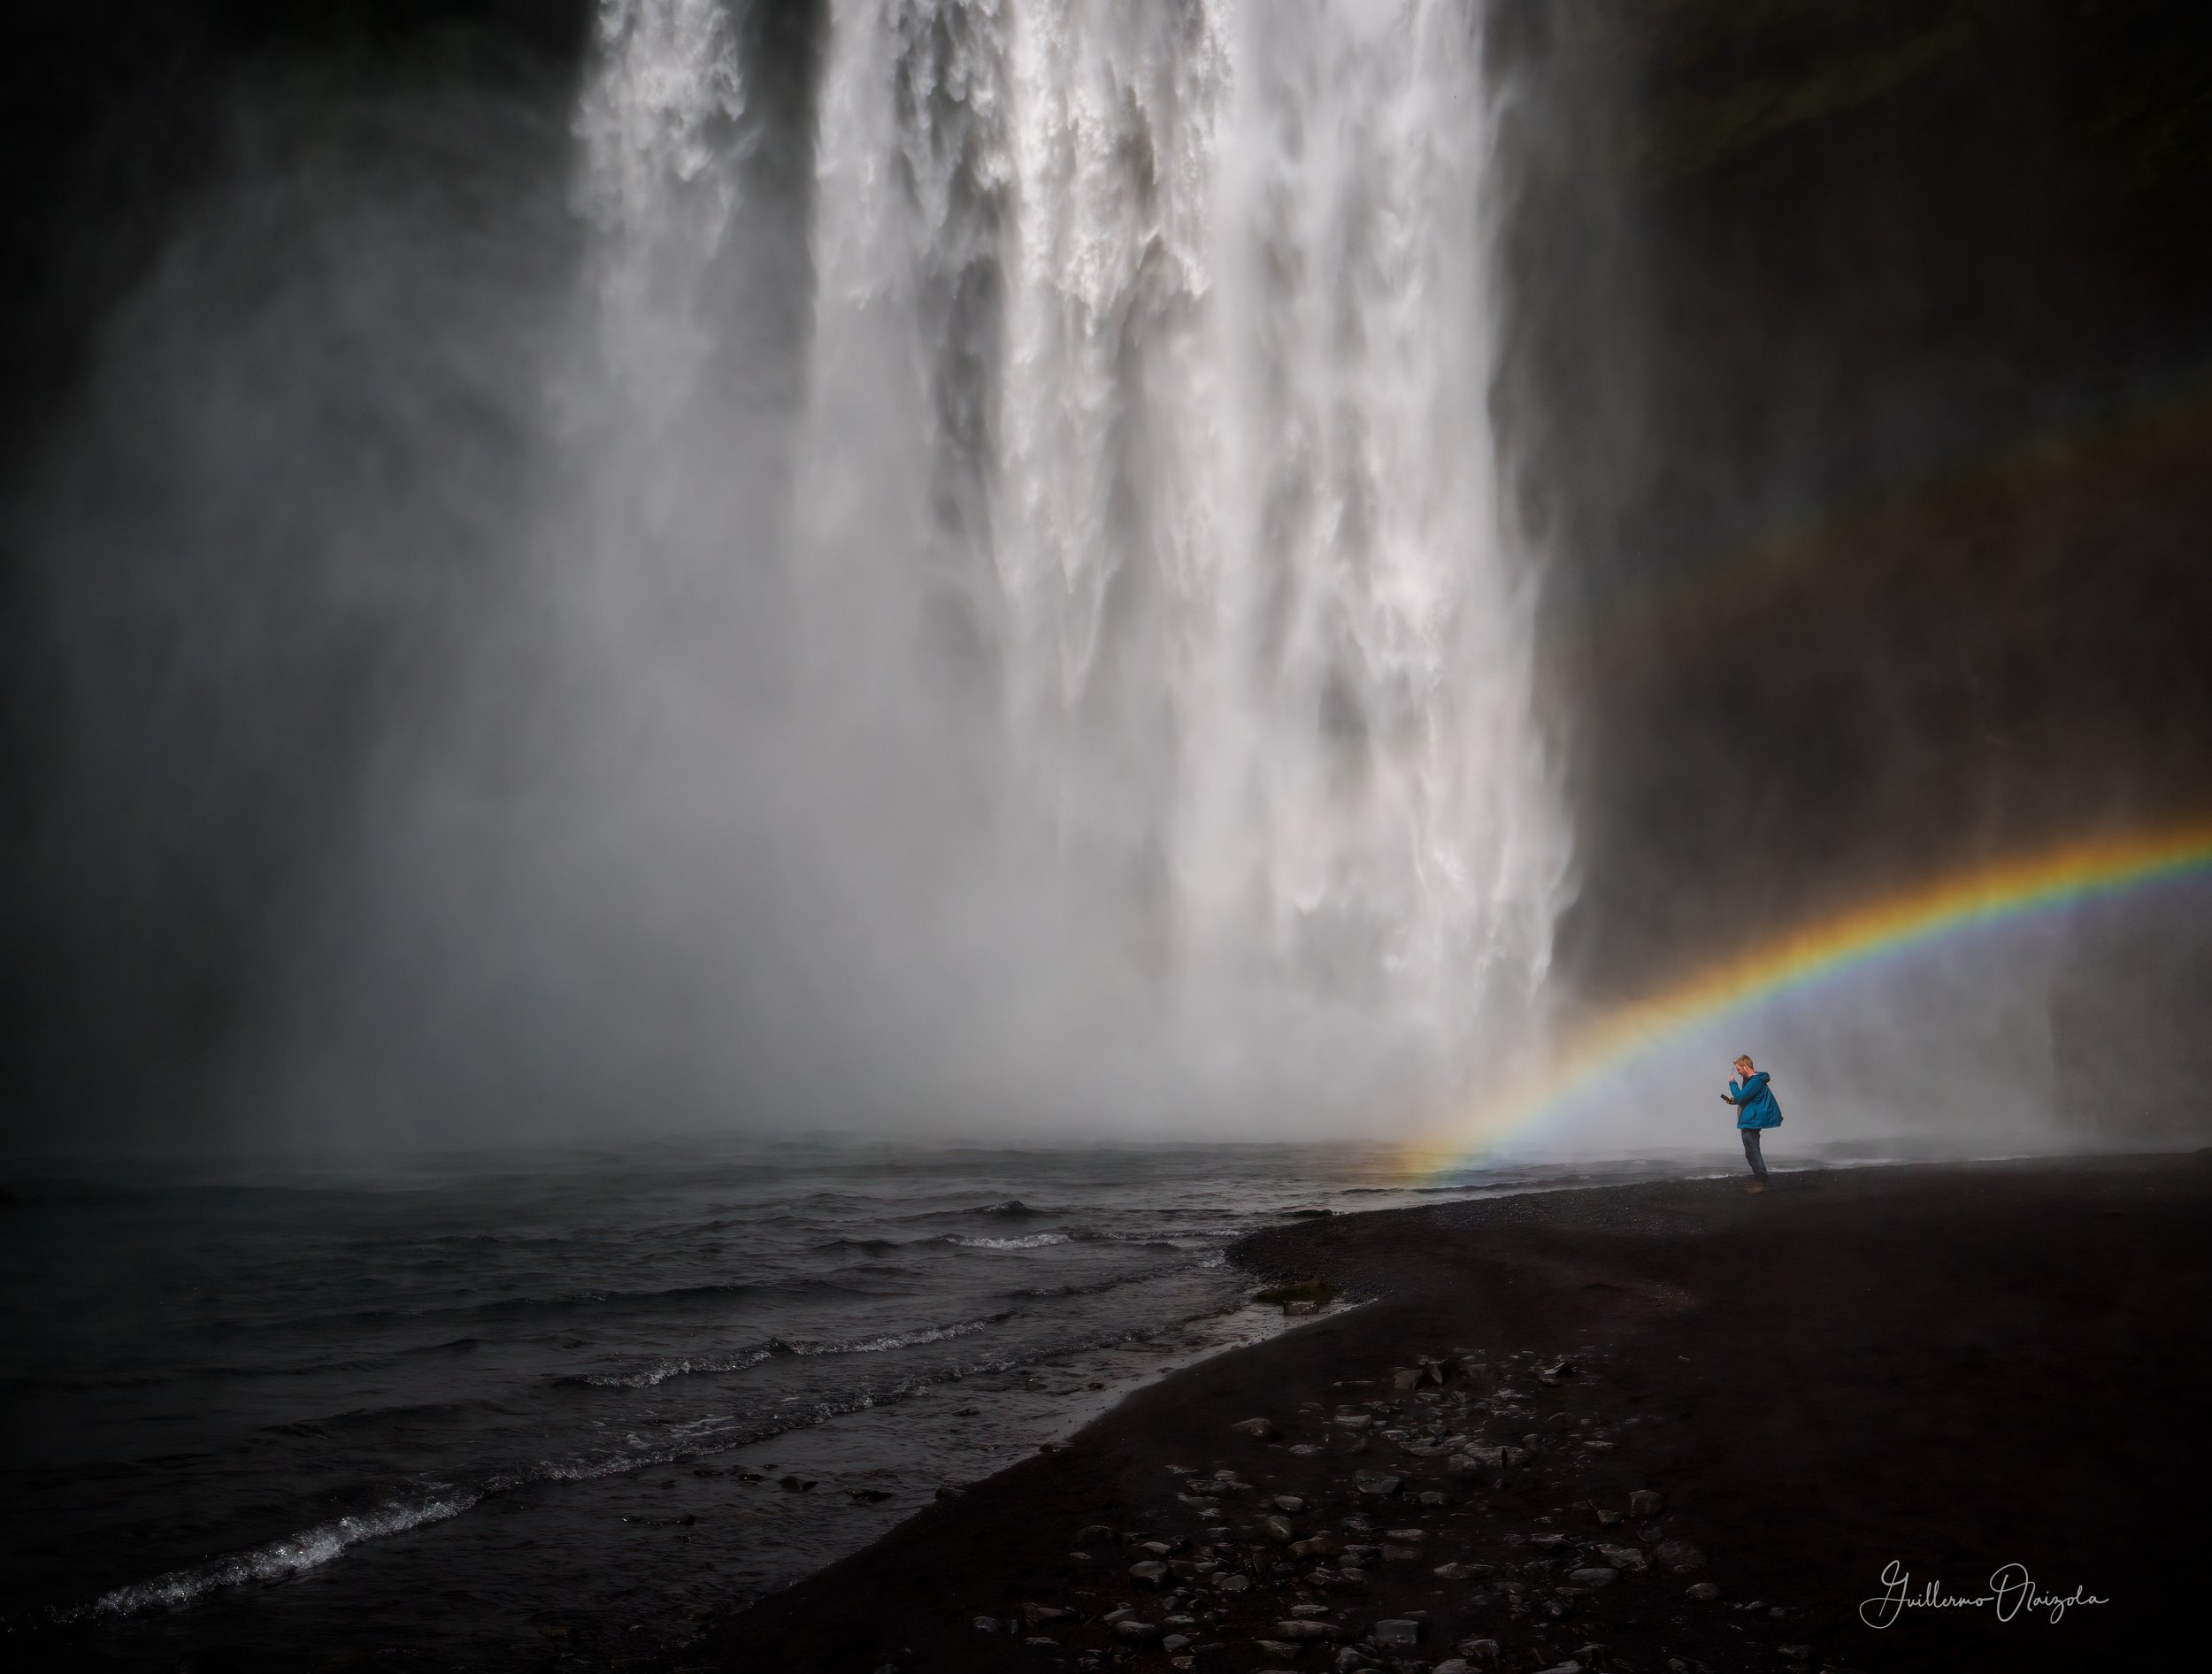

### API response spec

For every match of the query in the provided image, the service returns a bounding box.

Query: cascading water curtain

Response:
[582,0,1569,1122]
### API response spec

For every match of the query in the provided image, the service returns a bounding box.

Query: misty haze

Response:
[3,4,2208,1671]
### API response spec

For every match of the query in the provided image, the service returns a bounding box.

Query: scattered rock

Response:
[1274,1620,1342,1641]
[1115,1620,1162,1641]
[1569,1567,1618,1588]
[1130,1561,1171,1586]
[1273,1495,1306,1513]
[1288,1443,1323,1456]
[1162,1634,1192,1653]
[1383,1527,1427,1542]
[1353,1471,1402,1495]
[1289,1536,1340,1558]
[1434,1662,1474,1674]
[1024,1603,1073,1629]
[1778,1644,1811,1659]
[1416,1490,1448,1506]
[1076,1524,1116,1546]
[1594,1509,1621,1526]
[1628,1489,1664,1518]
[973,1616,1000,1632]
[1372,1618,1423,1647]
[1285,1300,1320,1317]
[1654,1539,1707,1574]
[1233,1417,1279,1441]
[1684,1582,1720,1601]
[1262,1517,1296,1544]
[1460,1639,1502,1662]
[1214,1573,1252,1593]
[1597,1544,1649,1572]
[1392,1369,1425,1392]
[1432,1562,1488,1580]
[933,1486,959,1501]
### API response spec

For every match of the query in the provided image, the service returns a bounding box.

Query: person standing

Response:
[1724,1054,1782,1193]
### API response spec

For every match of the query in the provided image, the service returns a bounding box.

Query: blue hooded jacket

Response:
[1728,1071,1782,1130]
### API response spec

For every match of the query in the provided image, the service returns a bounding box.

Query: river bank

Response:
[663,1154,2212,1674]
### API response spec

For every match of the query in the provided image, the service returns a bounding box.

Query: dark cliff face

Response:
[1493,0,2212,1123]
[3,2,2207,1148]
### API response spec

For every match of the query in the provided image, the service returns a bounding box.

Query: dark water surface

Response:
[0,1140,1712,1669]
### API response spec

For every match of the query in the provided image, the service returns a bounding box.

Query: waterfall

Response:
[578,0,1567,1125]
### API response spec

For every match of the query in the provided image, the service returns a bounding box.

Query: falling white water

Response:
[571,0,1569,1130]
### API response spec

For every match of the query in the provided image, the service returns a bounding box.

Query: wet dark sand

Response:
[662,1156,2212,1674]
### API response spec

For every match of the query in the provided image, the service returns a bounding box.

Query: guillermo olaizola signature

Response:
[1859,1561,2109,1629]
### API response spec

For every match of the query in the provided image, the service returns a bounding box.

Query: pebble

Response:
[1353,1471,1402,1495]
[1162,1634,1192,1653]
[1024,1604,1073,1628]
[1778,1644,1811,1658]
[1597,1544,1648,1572]
[1273,1620,1342,1641]
[1372,1618,1423,1647]
[1214,1573,1251,1593]
[1570,1567,1618,1587]
[1462,1639,1502,1662]
[1233,1417,1279,1440]
[1262,1516,1296,1543]
[972,1616,999,1632]
[1628,1489,1664,1517]
[1383,1527,1427,1542]
[1654,1539,1707,1573]
[1288,1536,1339,1558]
[1273,1495,1306,1513]
[1129,1561,1170,1586]
[1288,1443,1323,1456]
[1684,1581,1720,1601]
[1114,1620,1161,1640]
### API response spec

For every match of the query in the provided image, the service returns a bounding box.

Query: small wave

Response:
[1006,1264,1188,1299]
[941,1232,1071,1250]
[79,1490,479,1621]
[797,1318,998,1355]
[979,1199,1043,1217]
[575,1347,776,1389]
[572,1317,1005,1389]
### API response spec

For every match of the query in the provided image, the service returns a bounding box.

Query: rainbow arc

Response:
[1405,818,2212,1171]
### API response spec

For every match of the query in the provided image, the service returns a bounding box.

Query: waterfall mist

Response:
[60,0,1569,1150]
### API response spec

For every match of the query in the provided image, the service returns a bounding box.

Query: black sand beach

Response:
[663,1156,2212,1674]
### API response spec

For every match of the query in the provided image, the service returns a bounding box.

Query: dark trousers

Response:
[1741,1128,1768,1179]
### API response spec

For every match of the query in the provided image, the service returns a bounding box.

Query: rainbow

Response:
[1403,817,2212,1172]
